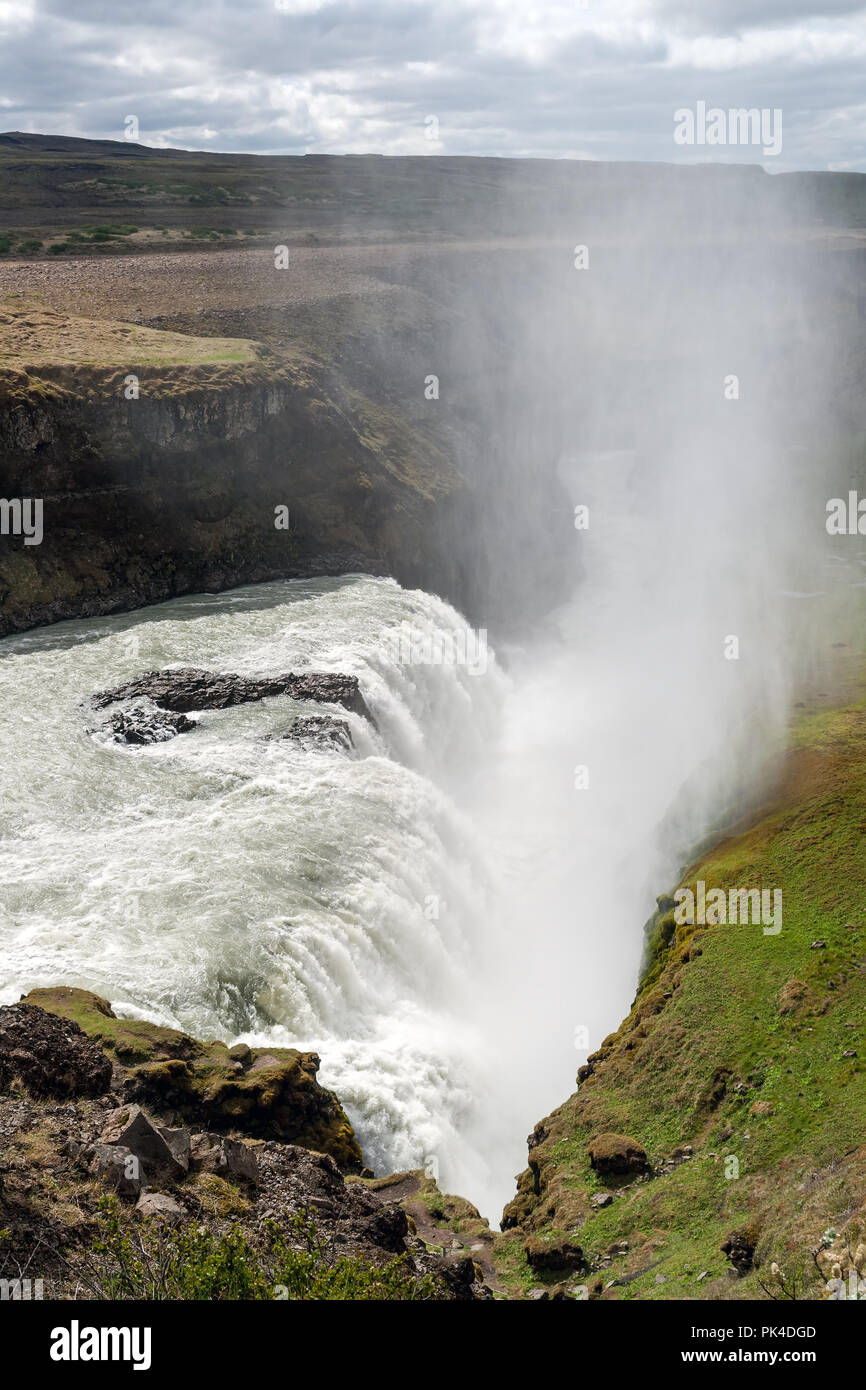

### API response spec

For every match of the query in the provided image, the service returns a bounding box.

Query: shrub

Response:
[74,1196,439,1301]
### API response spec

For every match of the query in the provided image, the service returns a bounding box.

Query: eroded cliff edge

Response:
[0,301,473,636]
[0,987,495,1299]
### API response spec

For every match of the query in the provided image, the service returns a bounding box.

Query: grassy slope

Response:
[495,619,866,1301]
[0,296,257,370]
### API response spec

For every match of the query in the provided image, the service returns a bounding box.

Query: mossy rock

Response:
[588,1132,649,1176]
[24,987,202,1065]
[22,987,362,1172]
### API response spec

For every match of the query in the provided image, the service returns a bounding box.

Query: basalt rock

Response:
[99,705,198,745]
[265,715,354,752]
[135,1191,185,1221]
[0,1002,113,1099]
[90,1143,144,1198]
[100,1104,187,1182]
[92,667,372,723]
[189,1132,258,1182]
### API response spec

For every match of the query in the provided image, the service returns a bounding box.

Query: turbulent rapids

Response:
[0,575,509,1201]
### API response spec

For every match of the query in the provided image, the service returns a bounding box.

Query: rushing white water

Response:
[0,575,510,1203]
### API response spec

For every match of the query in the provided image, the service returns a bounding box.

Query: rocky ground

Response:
[0,991,495,1300]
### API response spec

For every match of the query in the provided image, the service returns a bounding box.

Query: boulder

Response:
[100,1105,185,1182]
[101,706,197,744]
[265,715,353,752]
[90,1144,143,1198]
[588,1132,649,1176]
[158,1125,191,1174]
[189,1132,258,1182]
[22,987,362,1172]
[0,1002,112,1099]
[92,667,372,722]
[135,1191,184,1221]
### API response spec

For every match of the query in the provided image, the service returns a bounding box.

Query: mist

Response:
[338,164,851,1217]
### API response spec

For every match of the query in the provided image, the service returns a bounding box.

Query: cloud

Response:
[0,0,863,169]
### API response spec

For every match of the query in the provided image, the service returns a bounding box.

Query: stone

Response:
[135,1191,184,1221]
[158,1125,191,1173]
[810,940,827,950]
[590,1192,613,1209]
[92,667,372,722]
[100,1105,185,1181]
[227,1043,251,1065]
[189,1132,258,1182]
[588,1132,649,1176]
[100,706,197,745]
[265,715,353,752]
[124,1044,362,1172]
[90,1144,143,1198]
[0,1002,113,1099]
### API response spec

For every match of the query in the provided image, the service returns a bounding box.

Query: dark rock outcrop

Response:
[99,705,198,744]
[0,355,470,640]
[588,1132,649,1177]
[92,666,371,722]
[524,1234,586,1273]
[265,714,354,752]
[256,1145,489,1298]
[0,1002,112,1099]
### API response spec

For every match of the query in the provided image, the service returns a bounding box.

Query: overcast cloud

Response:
[0,0,864,170]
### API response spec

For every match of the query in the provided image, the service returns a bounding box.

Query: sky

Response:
[0,0,864,170]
